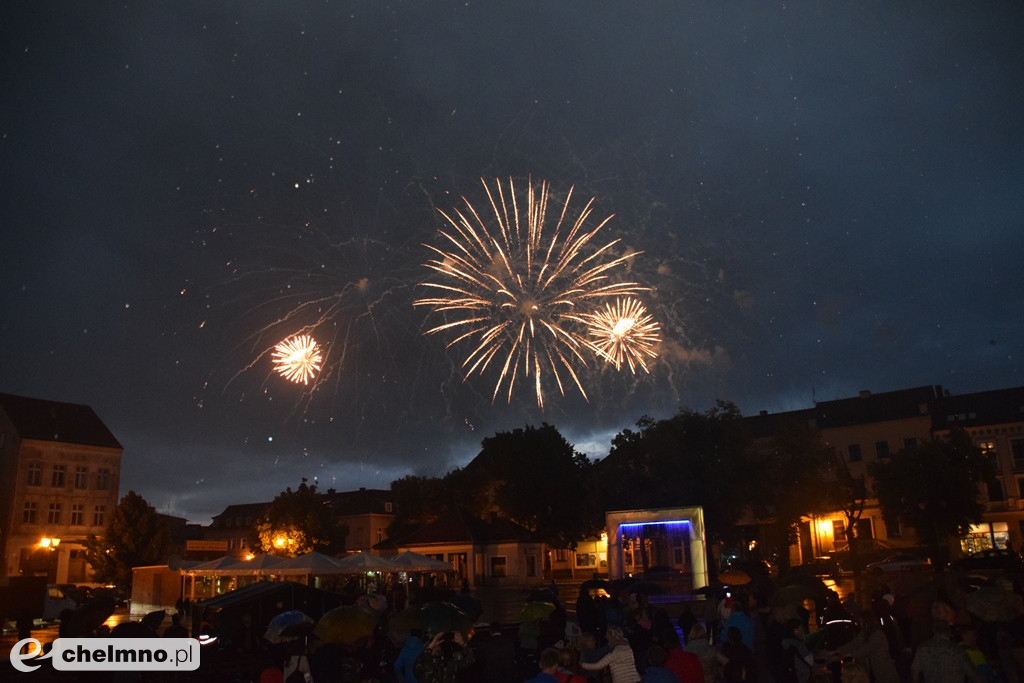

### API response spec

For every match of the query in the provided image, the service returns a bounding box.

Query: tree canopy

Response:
[870,429,991,561]
[255,479,346,557]
[596,401,756,541]
[84,490,170,588]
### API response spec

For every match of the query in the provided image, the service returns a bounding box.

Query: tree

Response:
[474,424,601,547]
[747,421,836,569]
[821,448,871,571]
[870,429,992,565]
[255,479,345,557]
[387,474,459,540]
[84,490,170,589]
[597,401,757,545]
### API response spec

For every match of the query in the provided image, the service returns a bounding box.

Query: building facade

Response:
[742,385,1024,563]
[0,392,122,584]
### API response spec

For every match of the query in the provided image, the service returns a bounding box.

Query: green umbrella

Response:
[517,600,556,623]
[314,605,381,645]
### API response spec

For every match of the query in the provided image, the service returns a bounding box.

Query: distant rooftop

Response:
[0,391,122,449]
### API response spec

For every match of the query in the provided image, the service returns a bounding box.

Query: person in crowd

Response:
[580,626,642,683]
[479,622,519,683]
[685,624,728,683]
[555,646,590,682]
[642,644,680,683]
[579,630,613,682]
[659,629,703,683]
[163,611,189,638]
[393,629,424,683]
[959,625,998,683]
[720,595,755,650]
[911,620,982,683]
[830,613,899,683]
[768,618,814,683]
[526,647,564,683]
[414,630,475,683]
[721,626,757,683]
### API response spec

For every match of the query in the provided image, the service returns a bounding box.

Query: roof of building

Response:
[323,487,394,515]
[0,391,122,449]
[934,385,1024,430]
[741,386,939,438]
[210,502,270,527]
[377,508,534,549]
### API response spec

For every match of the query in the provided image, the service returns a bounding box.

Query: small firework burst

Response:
[585,297,661,373]
[272,334,323,385]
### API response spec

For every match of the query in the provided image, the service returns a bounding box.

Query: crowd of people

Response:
[10,576,1024,683]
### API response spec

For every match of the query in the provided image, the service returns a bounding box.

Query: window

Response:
[526,555,537,577]
[229,538,237,550]
[490,556,507,577]
[47,503,62,524]
[23,502,38,524]
[27,462,42,486]
[989,479,1006,502]
[376,527,384,544]
[96,468,111,490]
[240,538,248,549]
[885,517,902,538]
[904,438,918,449]
[71,504,84,525]
[93,505,107,526]
[848,444,862,462]
[385,502,393,513]
[875,441,890,459]
[51,464,66,487]
[1013,440,1024,471]
[74,466,88,489]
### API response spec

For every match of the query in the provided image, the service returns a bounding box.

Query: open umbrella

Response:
[314,605,381,645]
[966,586,1024,622]
[769,582,827,608]
[580,578,611,592]
[626,580,666,596]
[390,551,453,572]
[517,600,557,623]
[265,610,314,643]
[390,601,472,638]
[717,569,752,585]
[333,552,396,573]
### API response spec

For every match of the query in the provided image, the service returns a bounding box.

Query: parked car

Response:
[866,553,931,573]
[790,556,842,581]
[43,584,79,620]
[952,548,1024,573]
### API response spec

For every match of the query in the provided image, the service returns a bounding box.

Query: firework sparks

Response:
[585,297,661,373]
[272,334,323,385]
[415,177,650,408]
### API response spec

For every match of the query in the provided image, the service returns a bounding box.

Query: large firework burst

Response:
[584,297,661,374]
[272,334,323,385]
[415,177,650,408]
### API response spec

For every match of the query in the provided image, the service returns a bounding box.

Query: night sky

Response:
[2,2,1022,524]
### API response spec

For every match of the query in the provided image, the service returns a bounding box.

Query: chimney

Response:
[859,390,871,399]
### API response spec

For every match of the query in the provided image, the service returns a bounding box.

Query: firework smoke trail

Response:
[415,177,652,408]
[583,297,661,374]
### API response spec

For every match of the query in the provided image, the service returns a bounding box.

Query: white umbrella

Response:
[390,551,453,572]
[333,552,396,573]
